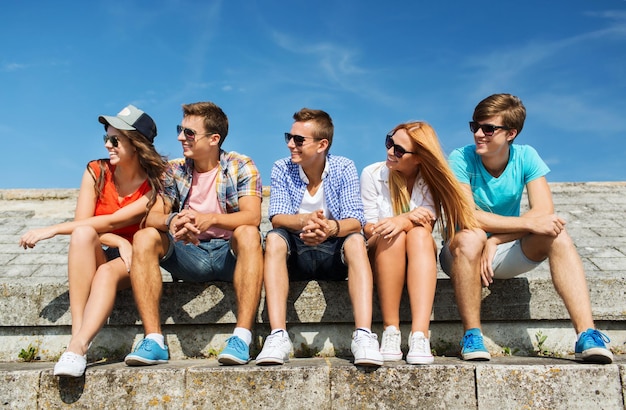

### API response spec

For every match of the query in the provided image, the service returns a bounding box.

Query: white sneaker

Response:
[351,329,383,366]
[406,331,434,365]
[380,326,402,362]
[255,330,292,365]
[53,351,87,377]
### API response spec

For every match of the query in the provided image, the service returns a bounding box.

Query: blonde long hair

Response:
[388,121,476,240]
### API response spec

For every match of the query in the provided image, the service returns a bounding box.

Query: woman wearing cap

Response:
[360,121,477,364]
[19,105,167,377]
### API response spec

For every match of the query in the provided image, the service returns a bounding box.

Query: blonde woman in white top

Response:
[361,121,477,364]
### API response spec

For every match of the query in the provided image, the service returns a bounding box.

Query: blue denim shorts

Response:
[160,234,237,282]
[266,228,362,281]
[439,239,541,279]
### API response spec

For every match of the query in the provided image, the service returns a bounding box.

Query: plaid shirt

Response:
[268,154,365,226]
[164,150,262,214]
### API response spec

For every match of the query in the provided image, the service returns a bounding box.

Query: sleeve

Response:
[521,145,550,185]
[237,156,263,198]
[268,160,294,220]
[337,159,366,226]
[162,162,180,211]
[360,164,380,224]
[448,147,472,184]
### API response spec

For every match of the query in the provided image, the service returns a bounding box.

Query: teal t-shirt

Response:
[448,144,550,217]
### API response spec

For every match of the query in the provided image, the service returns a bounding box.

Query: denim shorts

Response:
[266,228,357,281]
[103,246,120,261]
[439,239,542,279]
[160,234,237,283]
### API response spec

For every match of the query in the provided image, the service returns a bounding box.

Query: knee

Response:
[232,225,261,252]
[449,228,486,260]
[69,225,99,246]
[264,232,287,256]
[132,227,162,253]
[407,226,433,246]
[343,233,367,258]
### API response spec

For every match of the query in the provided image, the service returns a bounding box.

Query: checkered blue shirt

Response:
[268,154,365,226]
[164,150,262,213]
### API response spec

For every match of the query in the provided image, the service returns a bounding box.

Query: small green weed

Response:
[18,345,39,362]
[502,346,519,356]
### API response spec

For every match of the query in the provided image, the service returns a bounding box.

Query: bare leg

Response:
[129,227,168,335]
[448,229,487,331]
[371,233,406,329]
[521,229,595,333]
[263,232,290,330]
[406,227,437,334]
[67,226,107,337]
[343,235,374,329]
[66,258,130,355]
[230,225,264,330]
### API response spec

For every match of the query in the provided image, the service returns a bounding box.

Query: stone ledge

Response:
[0,357,624,409]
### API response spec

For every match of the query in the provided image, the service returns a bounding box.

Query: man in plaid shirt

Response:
[256,108,383,367]
[125,101,264,366]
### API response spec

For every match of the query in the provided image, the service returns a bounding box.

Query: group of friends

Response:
[19,93,613,378]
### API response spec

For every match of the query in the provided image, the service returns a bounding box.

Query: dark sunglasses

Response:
[177,125,214,142]
[469,121,511,136]
[385,134,416,158]
[284,132,321,147]
[103,135,119,147]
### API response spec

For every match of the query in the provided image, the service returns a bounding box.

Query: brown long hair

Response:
[89,128,168,226]
[388,121,477,240]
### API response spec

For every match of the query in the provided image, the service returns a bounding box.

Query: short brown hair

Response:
[182,102,229,147]
[293,108,334,150]
[473,94,526,138]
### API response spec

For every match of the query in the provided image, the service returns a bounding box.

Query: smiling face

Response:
[385,128,421,177]
[472,115,517,160]
[287,120,328,167]
[104,126,135,165]
[177,115,218,161]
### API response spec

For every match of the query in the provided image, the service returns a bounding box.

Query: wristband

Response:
[165,212,179,231]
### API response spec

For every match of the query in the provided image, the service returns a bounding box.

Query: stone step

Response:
[1,357,625,409]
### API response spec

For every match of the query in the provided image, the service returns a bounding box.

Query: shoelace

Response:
[355,330,378,348]
[382,331,400,346]
[265,331,287,347]
[583,329,610,344]
[410,335,428,352]
[461,334,482,349]
[226,336,246,352]
[135,339,154,352]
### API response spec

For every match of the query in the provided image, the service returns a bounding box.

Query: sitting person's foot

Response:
[124,338,169,366]
[53,351,87,377]
[379,326,402,362]
[217,336,250,365]
[256,330,293,366]
[351,328,383,366]
[460,328,491,361]
[575,328,613,364]
[406,331,434,365]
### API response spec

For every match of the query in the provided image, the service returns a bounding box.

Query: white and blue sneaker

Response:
[124,339,169,366]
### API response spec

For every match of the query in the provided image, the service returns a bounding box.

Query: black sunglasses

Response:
[177,125,214,142]
[103,135,119,148]
[469,121,511,136]
[385,134,416,158]
[284,132,321,147]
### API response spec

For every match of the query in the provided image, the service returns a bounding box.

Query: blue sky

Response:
[2,0,625,189]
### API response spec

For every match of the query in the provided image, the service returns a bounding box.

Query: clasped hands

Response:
[169,210,203,245]
[299,210,338,246]
[371,207,435,240]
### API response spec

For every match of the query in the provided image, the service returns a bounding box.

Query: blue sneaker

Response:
[460,328,491,361]
[575,329,613,364]
[124,338,169,366]
[217,336,250,365]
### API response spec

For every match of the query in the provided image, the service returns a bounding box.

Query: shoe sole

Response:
[576,349,613,364]
[124,356,168,366]
[406,355,434,365]
[354,358,383,366]
[255,357,287,366]
[381,352,403,362]
[53,368,85,377]
[217,354,250,365]
[461,351,491,361]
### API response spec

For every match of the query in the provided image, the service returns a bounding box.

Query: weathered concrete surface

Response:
[0,357,624,409]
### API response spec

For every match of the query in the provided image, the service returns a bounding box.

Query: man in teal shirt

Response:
[440,93,612,364]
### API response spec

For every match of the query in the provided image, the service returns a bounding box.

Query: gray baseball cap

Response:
[98,104,157,142]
